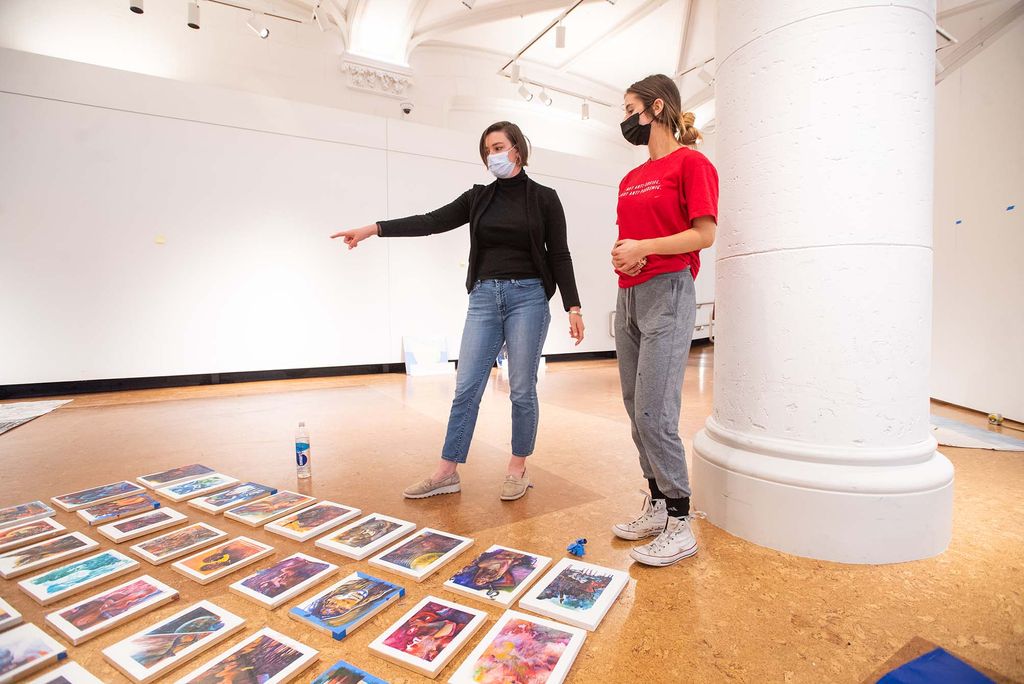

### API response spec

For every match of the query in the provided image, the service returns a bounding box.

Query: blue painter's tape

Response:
[877,647,993,683]
[1007,205,1015,211]
[954,219,963,225]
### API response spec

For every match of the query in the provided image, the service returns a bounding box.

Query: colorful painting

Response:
[0,623,67,682]
[332,518,400,548]
[0,596,22,632]
[310,659,388,684]
[0,501,55,530]
[266,502,360,542]
[46,575,179,645]
[157,474,239,502]
[172,628,318,684]
[189,483,276,514]
[99,507,187,543]
[370,528,473,582]
[518,559,629,632]
[369,596,486,678]
[230,553,336,609]
[78,494,160,525]
[130,523,227,565]
[0,532,99,579]
[52,481,145,511]
[102,601,245,683]
[138,464,215,488]
[448,611,586,684]
[0,518,65,554]
[382,600,475,662]
[315,515,416,561]
[19,550,138,605]
[172,536,273,584]
[445,546,550,607]
[289,572,404,640]
[114,510,175,534]
[224,491,314,526]
[23,661,105,683]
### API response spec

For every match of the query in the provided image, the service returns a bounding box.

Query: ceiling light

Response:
[187,2,200,29]
[130,0,143,13]
[518,84,533,102]
[538,89,552,106]
[247,10,270,39]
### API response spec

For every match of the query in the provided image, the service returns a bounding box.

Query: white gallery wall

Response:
[0,48,644,385]
[932,19,1024,422]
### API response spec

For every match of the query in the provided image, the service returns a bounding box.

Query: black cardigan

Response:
[376,173,581,311]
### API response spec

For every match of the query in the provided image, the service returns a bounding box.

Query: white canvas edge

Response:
[314,514,417,560]
[442,545,553,607]
[369,528,474,582]
[101,600,244,683]
[187,485,276,514]
[19,550,140,605]
[517,558,629,631]
[228,553,339,608]
[98,508,187,543]
[155,475,240,502]
[223,493,317,527]
[51,483,146,511]
[447,609,586,684]
[0,533,100,579]
[0,596,22,631]
[77,497,161,526]
[264,502,362,542]
[0,501,56,530]
[128,523,228,565]
[170,627,318,684]
[136,465,216,490]
[171,537,274,584]
[44,574,179,644]
[369,595,487,677]
[24,661,105,684]
[0,623,67,682]
[0,518,66,553]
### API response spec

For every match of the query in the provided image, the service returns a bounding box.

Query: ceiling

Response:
[265,0,1021,113]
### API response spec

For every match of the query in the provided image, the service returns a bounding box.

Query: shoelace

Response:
[647,511,706,552]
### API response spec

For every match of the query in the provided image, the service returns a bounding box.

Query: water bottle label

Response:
[296,442,310,467]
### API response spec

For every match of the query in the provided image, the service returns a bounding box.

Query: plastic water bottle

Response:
[295,421,311,479]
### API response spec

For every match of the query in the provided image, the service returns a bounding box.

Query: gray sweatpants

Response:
[615,269,697,499]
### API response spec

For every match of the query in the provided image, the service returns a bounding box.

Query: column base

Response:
[692,425,954,564]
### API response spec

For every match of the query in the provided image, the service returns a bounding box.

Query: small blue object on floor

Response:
[567,538,587,557]
[877,648,994,684]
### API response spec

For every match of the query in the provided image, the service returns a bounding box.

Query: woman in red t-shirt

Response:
[608,74,719,567]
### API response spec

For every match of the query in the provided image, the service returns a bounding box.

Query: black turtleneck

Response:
[475,171,541,281]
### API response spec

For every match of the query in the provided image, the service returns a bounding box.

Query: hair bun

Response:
[680,111,696,128]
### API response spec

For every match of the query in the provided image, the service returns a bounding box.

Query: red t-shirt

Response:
[615,146,719,288]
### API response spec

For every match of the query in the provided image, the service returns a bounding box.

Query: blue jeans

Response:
[442,278,551,463]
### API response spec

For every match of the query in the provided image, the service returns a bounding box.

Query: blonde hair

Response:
[627,74,702,146]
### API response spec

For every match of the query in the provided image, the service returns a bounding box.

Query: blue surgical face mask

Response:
[487,149,518,179]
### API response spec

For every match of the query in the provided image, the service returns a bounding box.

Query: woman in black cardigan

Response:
[332,121,585,501]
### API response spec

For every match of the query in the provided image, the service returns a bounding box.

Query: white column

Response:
[693,0,953,563]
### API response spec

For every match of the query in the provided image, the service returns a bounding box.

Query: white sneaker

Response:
[629,516,698,566]
[612,493,668,541]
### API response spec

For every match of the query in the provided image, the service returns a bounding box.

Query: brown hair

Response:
[626,74,702,146]
[479,121,531,166]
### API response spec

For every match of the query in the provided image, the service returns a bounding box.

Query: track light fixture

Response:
[247,10,270,39]
[187,2,200,29]
[130,0,143,14]
[518,84,534,102]
[538,88,552,106]
[581,101,590,120]
[555,23,566,48]
[510,62,521,84]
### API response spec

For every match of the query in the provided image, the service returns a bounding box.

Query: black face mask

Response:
[620,109,651,146]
